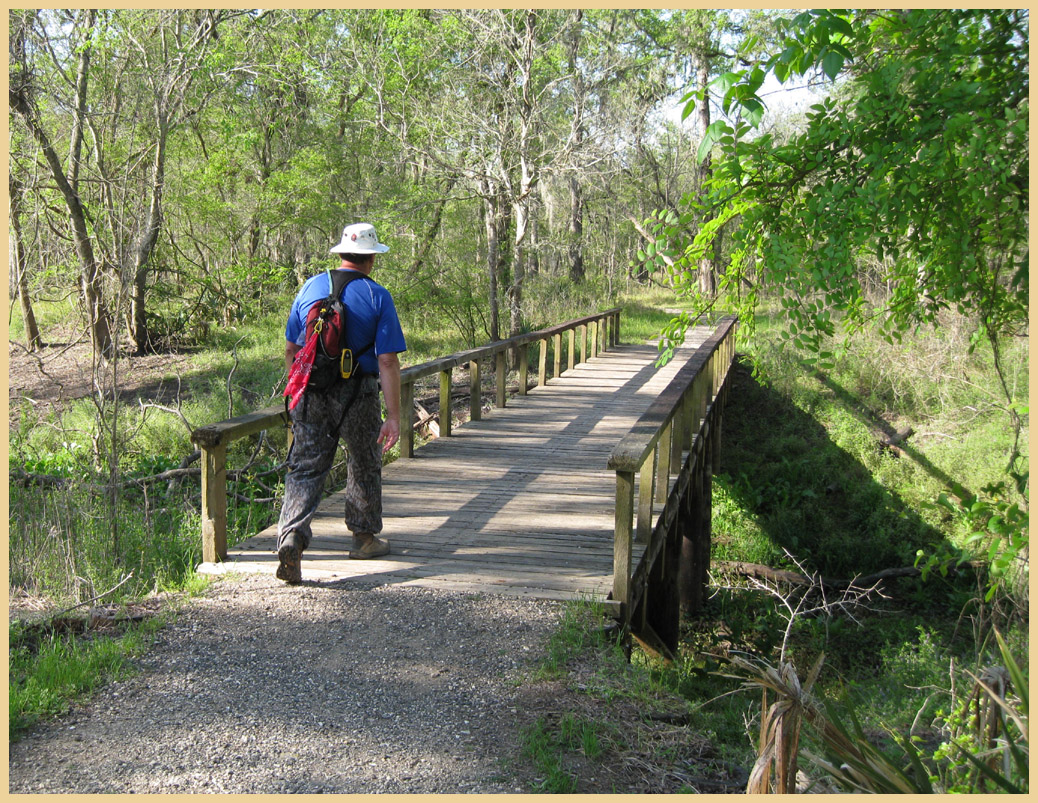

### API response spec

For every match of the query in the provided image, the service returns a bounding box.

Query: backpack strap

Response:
[328,268,369,299]
[328,270,377,373]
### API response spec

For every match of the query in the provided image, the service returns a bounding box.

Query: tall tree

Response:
[10,9,114,355]
[9,9,223,354]
[8,173,41,351]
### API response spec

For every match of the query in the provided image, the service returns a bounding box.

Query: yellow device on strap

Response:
[339,349,354,379]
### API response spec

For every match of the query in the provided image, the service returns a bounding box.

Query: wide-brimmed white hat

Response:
[330,222,390,255]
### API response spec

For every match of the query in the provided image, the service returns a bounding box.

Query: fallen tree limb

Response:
[10,459,286,492]
[713,560,980,590]
[52,572,135,619]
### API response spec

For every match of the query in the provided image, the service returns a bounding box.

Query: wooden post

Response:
[400,381,414,458]
[567,328,576,372]
[697,438,713,610]
[679,463,701,614]
[439,368,452,437]
[496,350,507,408]
[519,344,529,395]
[670,398,686,476]
[469,359,481,422]
[690,373,706,446]
[613,311,621,345]
[200,443,228,562]
[613,470,635,624]
[644,509,681,654]
[590,320,599,359]
[637,449,656,544]
[578,324,586,365]
[553,332,562,379]
[655,424,672,503]
[538,338,548,387]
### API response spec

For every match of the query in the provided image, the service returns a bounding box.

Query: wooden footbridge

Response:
[191,310,737,652]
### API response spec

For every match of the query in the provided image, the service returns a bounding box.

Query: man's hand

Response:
[285,340,302,372]
[377,418,400,454]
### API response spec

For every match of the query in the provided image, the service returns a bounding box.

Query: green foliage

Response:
[920,475,1029,604]
[655,9,1028,362]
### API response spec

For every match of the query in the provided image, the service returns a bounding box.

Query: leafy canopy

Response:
[651,9,1028,363]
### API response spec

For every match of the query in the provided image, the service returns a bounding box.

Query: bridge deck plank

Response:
[199,330,709,600]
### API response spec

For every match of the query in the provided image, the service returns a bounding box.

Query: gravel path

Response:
[9,574,566,794]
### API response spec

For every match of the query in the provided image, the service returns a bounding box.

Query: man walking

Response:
[277,222,406,584]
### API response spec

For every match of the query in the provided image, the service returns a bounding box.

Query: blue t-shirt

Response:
[286,269,406,376]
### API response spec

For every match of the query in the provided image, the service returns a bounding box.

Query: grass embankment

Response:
[518,305,1028,792]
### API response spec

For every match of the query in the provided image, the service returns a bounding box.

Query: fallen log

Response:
[876,426,914,457]
[414,401,439,438]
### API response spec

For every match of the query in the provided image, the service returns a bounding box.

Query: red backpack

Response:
[284,270,369,410]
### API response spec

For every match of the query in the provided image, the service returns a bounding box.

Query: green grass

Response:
[8,614,167,740]
[520,713,611,793]
[661,302,1026,768]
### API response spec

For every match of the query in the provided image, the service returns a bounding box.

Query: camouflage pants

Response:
[277,375,383,551]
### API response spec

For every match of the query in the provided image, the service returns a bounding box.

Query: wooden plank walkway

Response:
[199,327,711,602]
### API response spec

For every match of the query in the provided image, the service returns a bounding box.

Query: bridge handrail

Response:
[608,314,738,623]
[398,307,621,456]
[190,307,623,562]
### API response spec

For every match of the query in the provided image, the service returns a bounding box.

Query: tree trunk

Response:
[10,12,114,357]
[408,177,456,277]
[9,175,41,351]
[528,195,540,276]
[482,185,502,342]
[130,116,169,353]
[508,11,538,346]
[567,10,587,285]
[10,95,114,357]
[694,53,717,297]
[568,175,585,284]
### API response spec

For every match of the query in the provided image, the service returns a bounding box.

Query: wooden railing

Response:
[607,315,738,654]
[398,308,621,457]
[190,308,622,563]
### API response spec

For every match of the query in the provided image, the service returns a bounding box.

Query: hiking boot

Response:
[349,534,390,559]
[276,532,303,584]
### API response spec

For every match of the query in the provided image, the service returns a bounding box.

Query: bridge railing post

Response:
[613,469,635,625]
[637,448,656,544]
[519,344,529,395]
[439,367,453,437]
[495,351,507,408]
[401,380,415,457]
[201,443,228,563]
[190,405,289,563]
[469,360,481,422]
